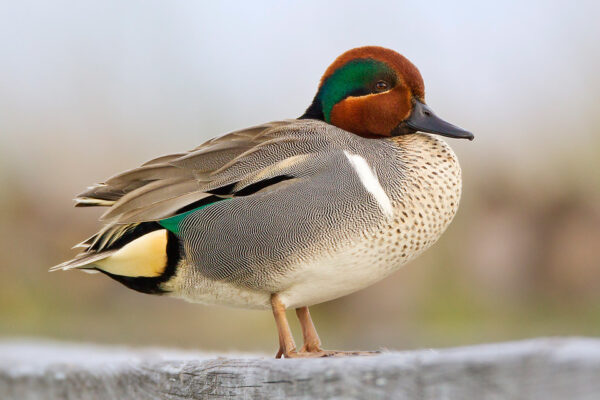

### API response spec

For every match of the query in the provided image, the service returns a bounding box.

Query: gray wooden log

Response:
[1,337,599,399]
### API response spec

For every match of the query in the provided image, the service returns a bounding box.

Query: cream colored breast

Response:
[359,134,462,267]
[384,133,463,261]
[277,134,463,308]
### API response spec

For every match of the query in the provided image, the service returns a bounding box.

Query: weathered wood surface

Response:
[1,337,599,399]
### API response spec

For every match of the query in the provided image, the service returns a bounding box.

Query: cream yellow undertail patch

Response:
[94,229,168,277]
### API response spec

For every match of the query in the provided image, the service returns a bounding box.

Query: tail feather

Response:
[72,234,95,249]
[49,251,116,272]
[52,227,180,295]
[74,197,116,207]
[51,228,171,279]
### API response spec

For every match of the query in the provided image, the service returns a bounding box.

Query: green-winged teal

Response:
[53,46,473,358]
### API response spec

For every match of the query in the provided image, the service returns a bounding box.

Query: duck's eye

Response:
[375,80,389,92]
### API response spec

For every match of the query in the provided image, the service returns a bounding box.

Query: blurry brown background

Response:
[1,1,599,353]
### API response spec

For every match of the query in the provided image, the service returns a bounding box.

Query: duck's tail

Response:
[51,222,181,294]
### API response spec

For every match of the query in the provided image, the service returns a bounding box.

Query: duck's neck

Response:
[299,95,324,121]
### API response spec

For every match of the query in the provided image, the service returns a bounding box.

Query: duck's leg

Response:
[294,306,381,358]
[270,293,297,358]
[295,306,323,352]
[270,295,379,358]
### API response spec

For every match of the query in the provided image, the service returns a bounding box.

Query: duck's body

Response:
[53,46,472,357]
[164,120,461,310]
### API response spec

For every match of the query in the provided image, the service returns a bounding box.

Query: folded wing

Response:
[67,119,336,254]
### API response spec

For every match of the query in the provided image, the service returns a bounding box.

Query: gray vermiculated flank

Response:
[177,123,404,290]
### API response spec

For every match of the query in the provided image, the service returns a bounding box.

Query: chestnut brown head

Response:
[301,46,473,140]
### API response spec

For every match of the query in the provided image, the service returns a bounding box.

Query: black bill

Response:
[393,100,474,140]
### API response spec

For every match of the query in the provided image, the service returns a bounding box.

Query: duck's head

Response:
[301,46,474,141]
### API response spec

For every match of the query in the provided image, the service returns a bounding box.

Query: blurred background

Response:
[1,0,599,354]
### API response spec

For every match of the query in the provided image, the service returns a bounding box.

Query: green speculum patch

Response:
[158,200,227,234]
[318,59,395,122]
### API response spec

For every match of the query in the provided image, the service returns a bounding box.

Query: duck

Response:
[52,46,474,358]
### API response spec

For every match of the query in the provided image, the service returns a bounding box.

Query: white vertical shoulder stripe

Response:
[343,151,393,218]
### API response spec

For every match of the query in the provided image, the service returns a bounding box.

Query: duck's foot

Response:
[277,348,380,358]
[287,350,379,358]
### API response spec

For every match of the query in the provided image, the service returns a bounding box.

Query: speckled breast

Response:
[371,133,462,268]
[277,133,463,308]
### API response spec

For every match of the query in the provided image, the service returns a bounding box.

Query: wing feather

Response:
[58,119,349,273]
[101,178,201,221]
[74,119,334,227]
[113,191,216,224]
